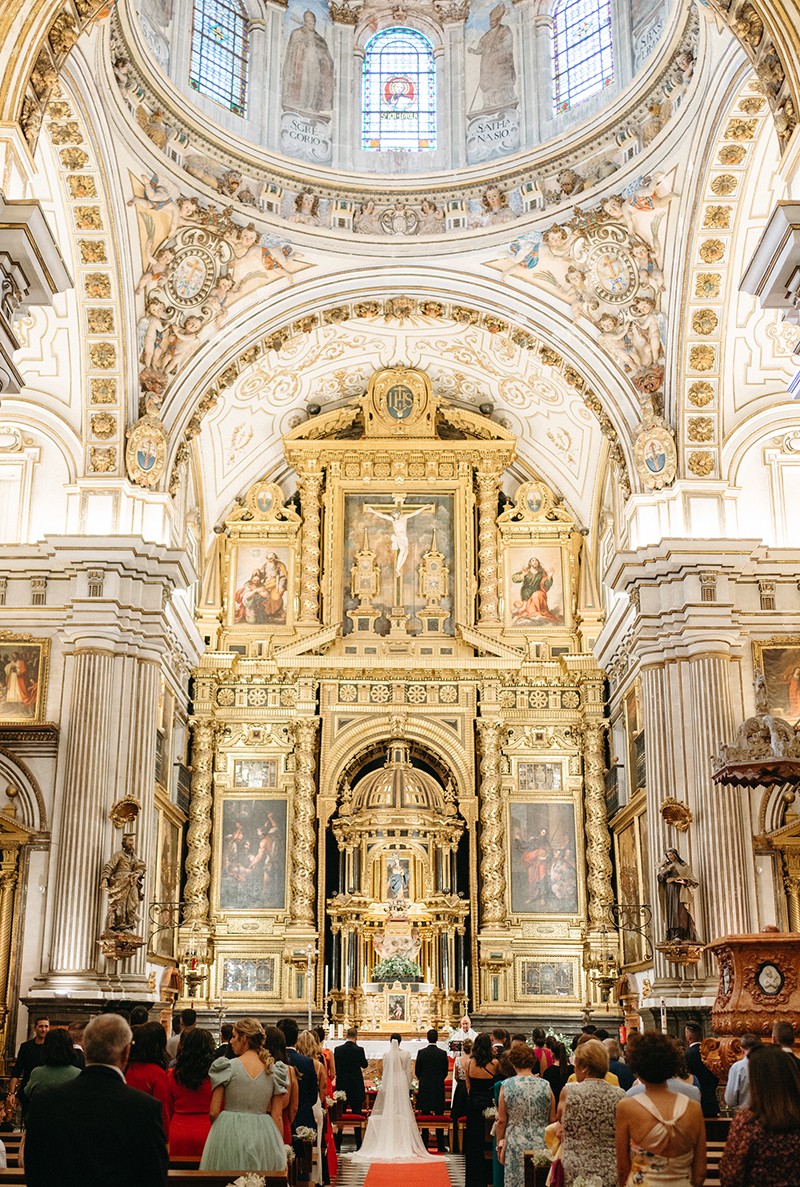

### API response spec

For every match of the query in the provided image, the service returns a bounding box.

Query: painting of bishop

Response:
[507,545,564,627]
[233,545,290,626]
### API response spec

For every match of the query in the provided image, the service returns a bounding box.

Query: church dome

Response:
[350,740,445,814]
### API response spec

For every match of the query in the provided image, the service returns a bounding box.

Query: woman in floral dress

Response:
[496,1045,555,1187]
[559,1039,625,1187]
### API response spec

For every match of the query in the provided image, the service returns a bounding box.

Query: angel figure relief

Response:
[128,172,305,402]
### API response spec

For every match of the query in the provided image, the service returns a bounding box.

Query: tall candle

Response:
[660,998,667,1033]
[324,966,329,998]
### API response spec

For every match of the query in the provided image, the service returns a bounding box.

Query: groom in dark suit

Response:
[24,1013,168,1187]
[334,1026,368,1148]
[415,1028,449,1151]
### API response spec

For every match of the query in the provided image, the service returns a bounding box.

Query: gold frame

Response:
[506,796,586,920]
[752,636,800,719]
[212,790,290,916]
[610,794,651,972]
[516,955,581,1003]
[150,789,185,960]
[0,633,50,724]
[327,482,470,634]
[516,758,564,793]
[214,949,282,1000]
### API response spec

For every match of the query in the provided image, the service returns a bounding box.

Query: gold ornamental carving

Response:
[581,721,614,926]
[290,718,320,925]
[298,474,323,624]
[184,718,217,922]
[477,720,506,925]
[660,797,694,832]
[476,473,501,625]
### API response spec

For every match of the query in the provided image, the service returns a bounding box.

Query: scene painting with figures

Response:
[220,798,287,911]
[342,492,455,634]
[509,801,579,914]
[506,544,564,627]
[755,641,800,719]
[232,545,290,626]
[0,641,46,723]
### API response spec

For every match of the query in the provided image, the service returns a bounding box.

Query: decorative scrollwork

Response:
[478,720,506,924]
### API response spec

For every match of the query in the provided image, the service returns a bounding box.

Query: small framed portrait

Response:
[0,636,49,723]
[506,545,564,628]
[753,639,800,720]
[231,545,291,627]
[386,992,407,1022]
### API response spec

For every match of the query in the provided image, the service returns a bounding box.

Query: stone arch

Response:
[0,748,47,834]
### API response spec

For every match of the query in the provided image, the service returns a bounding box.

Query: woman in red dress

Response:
[167,1027,216,1157]
[125,1022,169,1134]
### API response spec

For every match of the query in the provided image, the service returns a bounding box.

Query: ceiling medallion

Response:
[126,410,167,488]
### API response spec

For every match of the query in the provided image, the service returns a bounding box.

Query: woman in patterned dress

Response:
[558,1039,625,1186]
[719,1045,800,1187]
[496,1045,555,1187]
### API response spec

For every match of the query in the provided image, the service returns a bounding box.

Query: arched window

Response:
[552,0,614,114]
[362,27,436,153]
[189,0,249,116]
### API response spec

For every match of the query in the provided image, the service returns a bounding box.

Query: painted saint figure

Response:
[511,557,558,623]
[468,3,517,110]
[365,496,434,576]
[657,848,699,942]
[100,834,146,933]
[281,11,334,116]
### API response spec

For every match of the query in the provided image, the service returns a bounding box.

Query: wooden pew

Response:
[0,1168,288,1186]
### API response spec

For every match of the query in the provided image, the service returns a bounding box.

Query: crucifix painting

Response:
[342,493,455,635]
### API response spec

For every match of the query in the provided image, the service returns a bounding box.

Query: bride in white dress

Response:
[351,1040,435,1163]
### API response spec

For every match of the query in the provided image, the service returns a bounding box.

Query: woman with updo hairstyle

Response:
[200,1017,289,1173]
[558,1038,625,1186]
[464,1033,502,1187]
[616,1031,705,1187]
[496,1045,554,1187]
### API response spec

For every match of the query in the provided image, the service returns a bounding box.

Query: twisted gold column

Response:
[298,474,323,624]
[290,718,319,925]
[476,473,500,625]
[0,848,19,1036]
[582,721,614,927]
[184,718,217,922]
[478,720,506,924]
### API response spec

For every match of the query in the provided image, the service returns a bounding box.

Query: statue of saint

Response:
[468,4,517,111]
[657,848,699,942]
[281,11,334,116]
[387,858,409,900]
[101,834,146,933]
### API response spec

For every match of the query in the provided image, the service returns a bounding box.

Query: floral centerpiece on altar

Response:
[372,955,422,983]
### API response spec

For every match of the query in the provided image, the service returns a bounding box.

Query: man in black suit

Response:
[685,1021,720,1117]
[278,1016,320,1179]
[333,1026,368,1149]
[24,1012,168,1187]
[415,1028,449,1152]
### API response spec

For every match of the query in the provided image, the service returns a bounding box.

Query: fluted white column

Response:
[50,650,116,977]
[640,662,679,982]
[126,659,161,980]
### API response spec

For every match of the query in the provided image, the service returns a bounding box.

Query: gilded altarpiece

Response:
[183,369,615,1025]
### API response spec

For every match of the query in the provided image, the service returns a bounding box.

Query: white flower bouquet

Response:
[294,1125,317,1143]
[482,1106,497,1119]
[284,1145,296,1163]
[333,1090,347,1101]
[226,1176,267,1187]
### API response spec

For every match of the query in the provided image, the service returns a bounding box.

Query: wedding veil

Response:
[350,1039,435,1163]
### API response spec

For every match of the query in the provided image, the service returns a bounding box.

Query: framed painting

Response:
[0,636,49,723]
[219,798,287,911]
[341,491,456,635]
[753,639,800,720]
[518,761,563,791]
[233,759,278,788]
[386,991,407,1022]
[506,545,564,628]
[230,545,291,627]
[509,801,579,914]
[152,811,182,958]
[519,959,576,998]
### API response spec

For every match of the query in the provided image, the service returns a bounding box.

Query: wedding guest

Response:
[465,1032,501,1187]
[126,1020,170,1133]
[773,1020,798,1055]
[559,1039,624,1187]
[719,1045,800,1187]
[531,1028,553,1073]
[542,1041,570,1099]
[297,1029,328,1184]
[604,1038,634,1090]
[724,1033,762,1110]
[7,1016,49,1118]
[67,1021,86,1068]
[278,1016,319,1181]
[25,1013,168,1187]
[200,1017,288,1173]
[167,1027,216,1157]
[24,1028,81,1099]
[451,1037,473,1131]
[214,1022,234,1059]
[167,1008,196,1059]
[265,1024,299,1146]
[616,1031,706,1187]
[497,1045,555,1187]
[684,1022,719,1117]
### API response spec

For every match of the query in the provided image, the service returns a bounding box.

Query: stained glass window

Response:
[362,27,436,153]
[189,0,249,116]
[552,0,614,114]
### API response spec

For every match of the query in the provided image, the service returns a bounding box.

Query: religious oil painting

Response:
[520,959,574,997]
[518,761,562,791]
[219,798,287,911]
[0,638,48,723]
[387,992,407,1022]
[506,545,564,627]
[615,816,648,966]
[509,801,579,914]
[342,493,455,635]
[153,813,181,958]
[754,640,800,720]
[232,545,290,627]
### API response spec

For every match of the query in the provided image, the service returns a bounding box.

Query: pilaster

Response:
[477,719,506,926]
[476,472,501,626]
[298,472,323,625]
[183,717,217,924]
[290,717,320,926]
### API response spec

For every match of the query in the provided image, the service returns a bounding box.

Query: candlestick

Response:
[324,966,329,998]
[660,998,667,1033]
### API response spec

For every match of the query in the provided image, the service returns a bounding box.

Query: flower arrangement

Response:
[333,1089,348,1101]
[572,1176,603,1187]
[411,1078,419,1091]
[294,1126,317,1143]
[284,1146,295,1164]
[371,955,422,981]
[482,1106,497,1119]
[226,1176,267,1187]
[325,1096,335,1108]
[529,1149,552,1167]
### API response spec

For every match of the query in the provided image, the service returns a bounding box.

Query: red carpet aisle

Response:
[337,1154,465,1187]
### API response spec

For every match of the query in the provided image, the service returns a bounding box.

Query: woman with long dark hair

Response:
[125,1021,169,1133]
[542,1041,570,1099]
[167,1027,216,1157]
[719,1045,800,1186]
[464,1032,501,1187]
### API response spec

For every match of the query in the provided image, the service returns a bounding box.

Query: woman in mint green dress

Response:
[200,1017,289,1173]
